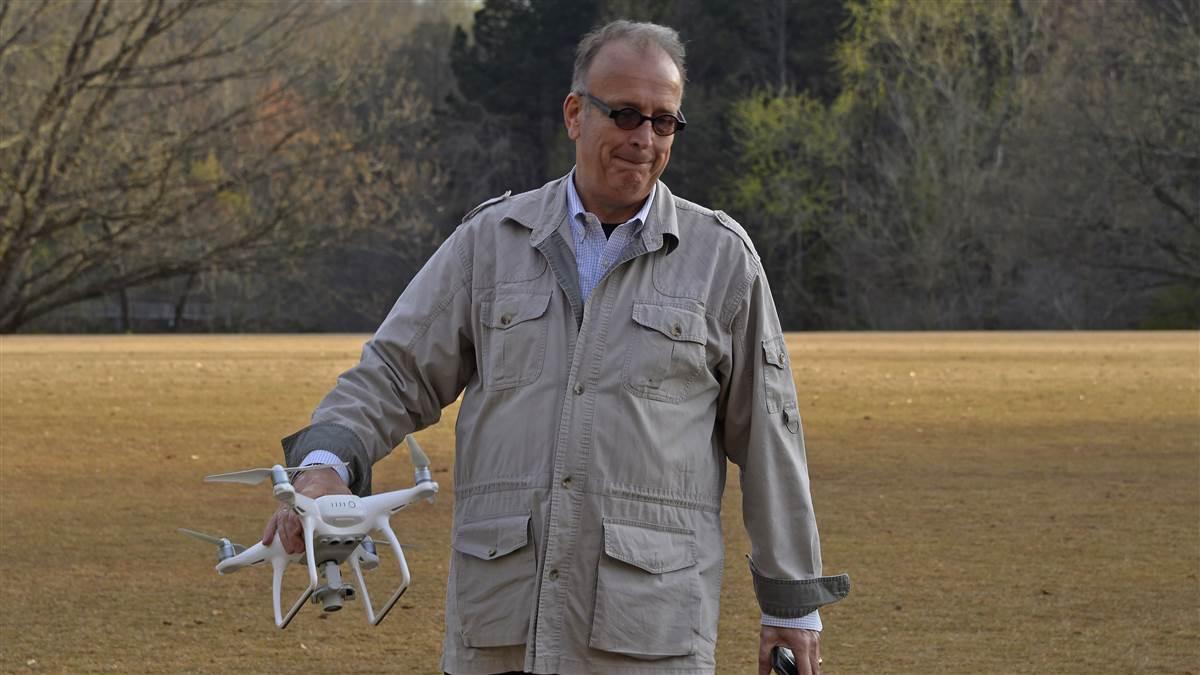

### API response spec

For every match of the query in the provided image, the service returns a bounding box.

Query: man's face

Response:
[564,40,683,221]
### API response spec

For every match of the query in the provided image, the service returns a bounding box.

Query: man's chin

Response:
[608,173,653,198]
[607,184,651,208]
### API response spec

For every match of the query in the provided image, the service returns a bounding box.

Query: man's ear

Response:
[563,93,582,141]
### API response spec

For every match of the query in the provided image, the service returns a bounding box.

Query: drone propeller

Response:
[204,462,348,486]
[405,436,430,468]
[178,528,248,556]
[405,436,433,485]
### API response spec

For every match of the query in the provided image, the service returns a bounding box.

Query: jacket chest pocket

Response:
[622,302,707,403]
[589,519,698,659]
[451,512,535,648]
[481,293,552,391]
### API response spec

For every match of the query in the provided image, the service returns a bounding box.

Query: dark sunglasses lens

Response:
[614,108,643,130]
[652,116,678,136]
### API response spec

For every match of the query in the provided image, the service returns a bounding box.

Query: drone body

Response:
[181,436,438,628]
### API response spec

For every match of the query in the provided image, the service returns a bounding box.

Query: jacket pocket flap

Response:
[602,519,696,574]
[762,336,788,368]
[484,293,551,330]
[452,512,531,560]
[631,303,706,345]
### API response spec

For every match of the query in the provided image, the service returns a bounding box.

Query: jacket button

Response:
[778,351,786,362]
[561,475,572,488]
[500,314,512,326]
[573,383,584,395]
[672,324,682,336]
[548,568,559,580]
[487,548,497,558]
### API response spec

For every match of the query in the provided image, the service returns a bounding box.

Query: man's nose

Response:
[628,118,654,147]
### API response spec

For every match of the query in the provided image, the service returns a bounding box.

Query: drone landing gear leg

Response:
[271,516,318,629]
[350,524,412,625]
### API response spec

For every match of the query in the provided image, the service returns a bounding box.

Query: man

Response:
[263,20,848,675]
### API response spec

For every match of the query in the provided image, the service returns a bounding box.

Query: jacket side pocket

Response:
[452,512,535,648]
[589,519,698,659]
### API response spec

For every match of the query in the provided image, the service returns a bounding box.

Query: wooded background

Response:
[2,0,1196,333]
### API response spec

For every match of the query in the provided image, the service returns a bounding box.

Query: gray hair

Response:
[571,20,687,94]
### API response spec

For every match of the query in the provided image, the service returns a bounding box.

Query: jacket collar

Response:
[515,174,680,255]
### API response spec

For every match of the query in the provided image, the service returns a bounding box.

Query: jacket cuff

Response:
[281,422,373,496]
[748,557,850,618]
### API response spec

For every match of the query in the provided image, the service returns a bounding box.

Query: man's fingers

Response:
[785,633,819,675]
[799,649,814,675]
[757,645,773,675]
[262,508,306,555]
[261,512,277,546]
[757,634,773,675]
[260,470,350,554]
[761,627,820,675]
[280,510,303,554]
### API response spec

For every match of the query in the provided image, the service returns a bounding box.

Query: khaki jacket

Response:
[283,175,849,674]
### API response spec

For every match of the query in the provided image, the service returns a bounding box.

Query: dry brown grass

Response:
[1,332,1196,674]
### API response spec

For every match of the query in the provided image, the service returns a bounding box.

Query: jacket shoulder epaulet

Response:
[462,190,513,223]
[713,209,760,261]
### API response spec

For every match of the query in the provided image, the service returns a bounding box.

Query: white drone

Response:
[180,435,438,629]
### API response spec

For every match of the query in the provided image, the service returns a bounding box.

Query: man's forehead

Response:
[585,41,682,91]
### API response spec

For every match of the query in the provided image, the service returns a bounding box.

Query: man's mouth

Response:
[614,156,651,168]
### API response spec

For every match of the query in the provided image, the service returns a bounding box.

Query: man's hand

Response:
[759,625,821,675]
[260,467,351,554]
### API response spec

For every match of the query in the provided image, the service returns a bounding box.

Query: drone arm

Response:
[214,536,300,629]
[358,483,438,519]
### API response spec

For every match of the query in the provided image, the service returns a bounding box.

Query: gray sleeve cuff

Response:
[282,422,373,496]
[748,557,850,618]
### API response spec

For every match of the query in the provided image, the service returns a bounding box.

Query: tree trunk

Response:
[172,270,200,332]
[117,289,131,333]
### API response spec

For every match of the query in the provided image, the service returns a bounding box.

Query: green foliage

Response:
[190,151,248,217]
[722,91,845,327]
[726,92,843,228]
[727,0,1050,328]
[1141,285,1200,329]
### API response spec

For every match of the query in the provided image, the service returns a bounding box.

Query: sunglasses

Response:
[580,92,687,136]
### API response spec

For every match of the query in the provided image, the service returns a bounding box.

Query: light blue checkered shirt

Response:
[565,170,655,302]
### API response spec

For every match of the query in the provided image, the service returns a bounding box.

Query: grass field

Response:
[1,332,1197,674]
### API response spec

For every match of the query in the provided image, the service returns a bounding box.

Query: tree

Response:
[598,0,848,213]
[292,5,467,328]
[724,92,845,327]
[1010,0,1200,326]
[728,0,1052,328]
[444,0,599,209]
[0,0,356,332]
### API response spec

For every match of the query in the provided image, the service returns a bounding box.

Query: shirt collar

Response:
[566,167,656,233]
[519,173,677,255]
